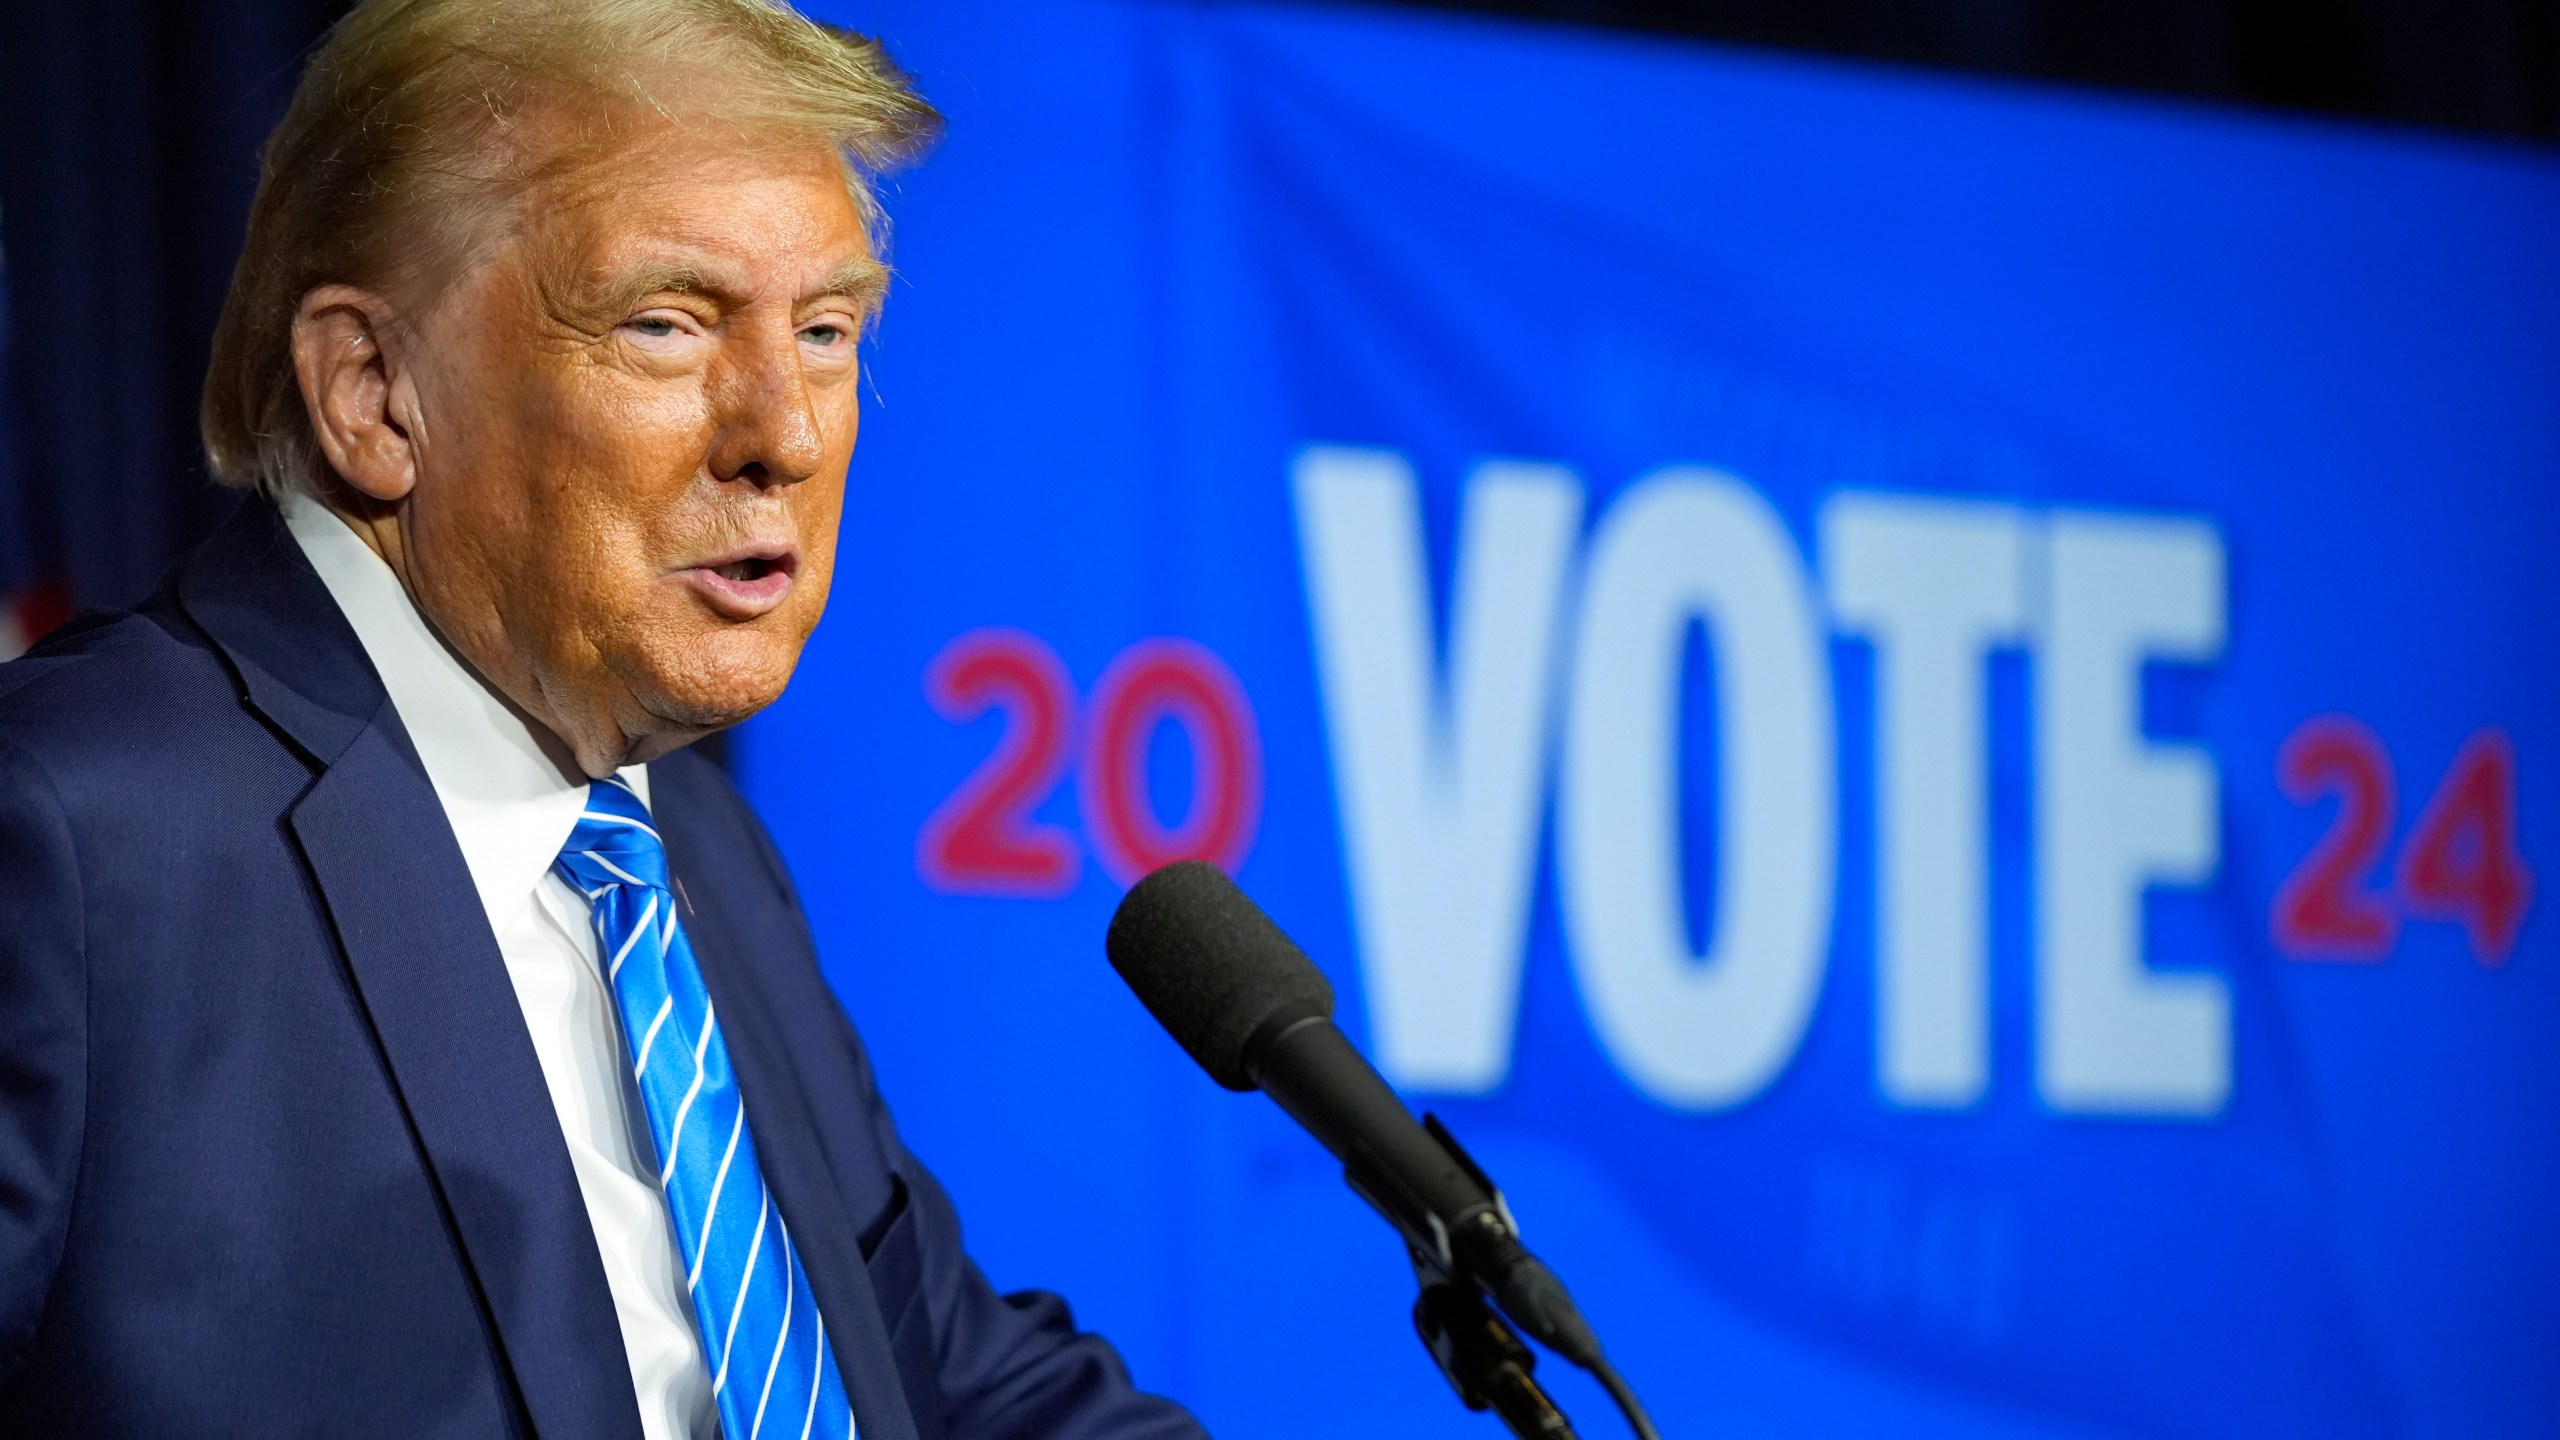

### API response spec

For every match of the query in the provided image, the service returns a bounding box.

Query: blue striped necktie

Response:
[554,776,856,1440]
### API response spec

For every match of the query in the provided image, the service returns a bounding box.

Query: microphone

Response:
[1104,861,1602,1369]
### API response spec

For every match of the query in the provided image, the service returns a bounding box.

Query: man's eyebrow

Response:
[804,255,889,310]
[581,261,725,315]
[574,255,886,317]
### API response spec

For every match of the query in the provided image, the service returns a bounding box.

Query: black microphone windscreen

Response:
[1105,861,1336,1091]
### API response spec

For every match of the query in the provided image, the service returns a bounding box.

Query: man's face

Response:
[393,117,877,773]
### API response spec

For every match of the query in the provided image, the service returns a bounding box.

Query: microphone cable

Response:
[1590,1355,1663,1440]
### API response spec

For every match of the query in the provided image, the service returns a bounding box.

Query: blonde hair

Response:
[201,0,939,498]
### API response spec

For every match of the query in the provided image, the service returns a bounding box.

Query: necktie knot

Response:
[556,776,672,895]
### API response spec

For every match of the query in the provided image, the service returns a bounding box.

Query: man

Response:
[0,2,1204,1436]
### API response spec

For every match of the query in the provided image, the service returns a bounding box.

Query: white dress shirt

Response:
[283,494,718,1440]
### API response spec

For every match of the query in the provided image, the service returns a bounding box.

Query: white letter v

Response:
[1293,446,1582,1094]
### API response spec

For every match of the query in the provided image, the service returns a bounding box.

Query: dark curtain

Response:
[0,0,347,613]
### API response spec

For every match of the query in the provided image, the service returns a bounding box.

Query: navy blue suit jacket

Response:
[0,499,1204,1440]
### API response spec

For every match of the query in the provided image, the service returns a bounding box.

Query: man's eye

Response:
[801,324,848,347]
[630,317,680,338]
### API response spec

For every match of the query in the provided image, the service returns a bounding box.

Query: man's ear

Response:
[290,285,419,503]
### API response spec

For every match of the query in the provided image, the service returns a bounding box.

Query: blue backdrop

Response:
[742,4,2560,1436]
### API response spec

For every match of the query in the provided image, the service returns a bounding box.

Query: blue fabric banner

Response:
[760,5,2560,1435]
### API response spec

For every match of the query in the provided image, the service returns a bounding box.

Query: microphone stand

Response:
[1411,1265,1579,1438]
[1350,1116,1585,1440]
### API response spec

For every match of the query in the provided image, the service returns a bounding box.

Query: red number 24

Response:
[2272,717,2533,966]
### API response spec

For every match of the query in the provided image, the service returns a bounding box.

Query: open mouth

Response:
[684,545,800,617]
[712,556,784,584]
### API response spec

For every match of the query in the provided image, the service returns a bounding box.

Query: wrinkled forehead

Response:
[420,84,883,313]
[552,138,876,288]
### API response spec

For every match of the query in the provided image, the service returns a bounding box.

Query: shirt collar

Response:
[281,492,651,935]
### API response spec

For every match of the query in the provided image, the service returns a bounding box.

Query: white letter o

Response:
[1559,467,1836,1111]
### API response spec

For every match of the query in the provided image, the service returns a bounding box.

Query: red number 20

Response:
[2271,717,2534,966]
[917,629,1264,896]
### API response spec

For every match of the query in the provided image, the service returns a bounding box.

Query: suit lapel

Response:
[181,500,642,1440]
[293,726,643,1440]
[665,825,922,1440]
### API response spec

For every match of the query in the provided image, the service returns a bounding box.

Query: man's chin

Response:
[586,630,802,767]
[607,688,768,770]
[633,648,797,729]
[634,680,783,734]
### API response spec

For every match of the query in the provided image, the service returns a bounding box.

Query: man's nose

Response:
[704,322,831,488]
